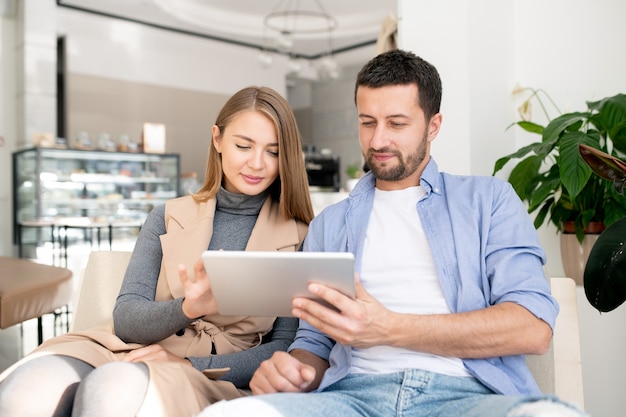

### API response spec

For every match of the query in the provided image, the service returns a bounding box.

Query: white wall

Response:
[56,8,290,97]
[399,0,626,278]
[0,11,17,256]
[396,0,517,180]
[0,0,57,256]
[399,1,626,416]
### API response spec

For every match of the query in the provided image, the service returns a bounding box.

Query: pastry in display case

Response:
[12,147,180,248]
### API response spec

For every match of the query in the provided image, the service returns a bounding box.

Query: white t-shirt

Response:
[349,186,471,377]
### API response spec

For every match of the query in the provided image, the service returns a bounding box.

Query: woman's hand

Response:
[179,259,219,319]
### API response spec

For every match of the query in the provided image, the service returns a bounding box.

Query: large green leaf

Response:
[492,142,543,174]
[550,197,574,229]
[587,93,626,115]
[515,121,544,135]
[533,198,553,228]
[529,175,560,212]
[604,186,626,226]
[588,94,626,153]
[535,140,557,158]
[542,112,590,144]
[508,155,542,200]
[610,121,626,151]
[559,131,597,198]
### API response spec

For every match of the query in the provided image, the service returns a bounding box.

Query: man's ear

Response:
[427,113,443,142]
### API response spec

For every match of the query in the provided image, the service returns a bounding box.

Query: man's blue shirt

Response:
[289,158,559,396]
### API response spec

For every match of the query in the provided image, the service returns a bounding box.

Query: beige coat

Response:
[1,195,308,417]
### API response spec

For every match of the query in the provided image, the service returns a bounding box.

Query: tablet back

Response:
[201,251,355,317]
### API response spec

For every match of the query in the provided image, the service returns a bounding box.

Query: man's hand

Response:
[291,274,552,358]
[123,344,192,366]
[249,351,326,395]
[178,259,218,319]
[292,275,392,349]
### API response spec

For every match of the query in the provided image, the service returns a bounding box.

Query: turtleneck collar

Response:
[216,186,266,215]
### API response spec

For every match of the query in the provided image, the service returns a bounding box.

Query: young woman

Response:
[0,86,314,417]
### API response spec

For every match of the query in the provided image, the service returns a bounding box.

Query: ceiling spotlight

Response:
[274,32,294,52]
[258,50,273,67]
[317,55,340,80]
[287,57,303,75]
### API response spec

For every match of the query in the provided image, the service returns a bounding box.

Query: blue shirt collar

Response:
[420,157,442,196]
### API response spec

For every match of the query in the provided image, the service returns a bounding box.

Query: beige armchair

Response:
[526,277,585,409]
[70,250,131,332]
[72,252,585,409]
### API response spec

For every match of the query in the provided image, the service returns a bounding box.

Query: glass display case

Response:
[13,147,180,245]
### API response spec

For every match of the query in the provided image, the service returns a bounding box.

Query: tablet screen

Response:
[201,251,355,316]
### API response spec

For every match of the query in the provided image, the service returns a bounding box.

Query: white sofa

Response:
[72,251,585,410]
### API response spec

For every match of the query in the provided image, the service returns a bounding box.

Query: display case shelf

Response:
[13,147,180,245]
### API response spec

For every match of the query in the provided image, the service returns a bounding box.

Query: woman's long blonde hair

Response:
[193,86,314,224]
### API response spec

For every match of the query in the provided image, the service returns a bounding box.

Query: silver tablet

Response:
[201,250,355,317]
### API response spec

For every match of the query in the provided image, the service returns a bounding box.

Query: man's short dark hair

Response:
[355,49,442,120]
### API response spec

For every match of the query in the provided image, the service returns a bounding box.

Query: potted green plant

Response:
[493,89,626,241]
[492,89,626,284]
[345,162,363,191]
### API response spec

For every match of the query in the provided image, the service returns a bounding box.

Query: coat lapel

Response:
[160,198,216,299]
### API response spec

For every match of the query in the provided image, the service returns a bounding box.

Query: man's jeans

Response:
[199,369,590,417]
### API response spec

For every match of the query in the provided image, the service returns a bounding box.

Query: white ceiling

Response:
[57,0,397,60]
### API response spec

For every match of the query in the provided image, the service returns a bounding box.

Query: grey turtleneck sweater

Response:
[113,188,299,388]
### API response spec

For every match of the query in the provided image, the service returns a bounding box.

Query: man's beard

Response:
[366,133,428,182]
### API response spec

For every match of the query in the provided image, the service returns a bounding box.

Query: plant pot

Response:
[559,221,604,286]
[345,178,359,192]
